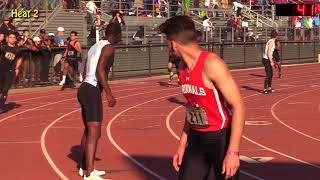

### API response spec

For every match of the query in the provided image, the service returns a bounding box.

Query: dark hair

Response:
[0,31,4,35]
[70,31,78,36]
[7,31,17,37]
[40,29,46,34]
[23,29,29,33]
[271,30,278,38]
[159,15,196,44]
[9,17,15,23]
[105,23,122,37]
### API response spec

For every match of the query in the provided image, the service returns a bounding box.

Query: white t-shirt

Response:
[86,1,97,14]
[84,40,111,87]
[263,39,275,60]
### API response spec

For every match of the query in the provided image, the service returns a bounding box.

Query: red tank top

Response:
[179,51,231,132]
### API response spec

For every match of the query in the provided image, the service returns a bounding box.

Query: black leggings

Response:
[262,58,273,89]
[179,129,239,180]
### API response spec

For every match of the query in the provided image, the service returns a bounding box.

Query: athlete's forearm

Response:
[227,104,246,152]
[97,68,113,98]
[15,58,22,69]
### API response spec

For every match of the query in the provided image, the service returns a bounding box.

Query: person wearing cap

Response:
[30,36,42,83]
[54,27,66,46]
[109,11,125,28]
[0,16,12,36]
[86,0,98,30]
[39,29,47,41]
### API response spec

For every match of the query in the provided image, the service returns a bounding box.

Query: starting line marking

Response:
[245,121,272,126]
[240,156,274,163]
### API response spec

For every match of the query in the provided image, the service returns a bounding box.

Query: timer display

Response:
[275,4,315,16]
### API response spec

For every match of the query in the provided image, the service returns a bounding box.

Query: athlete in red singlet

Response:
[159,16,245,180]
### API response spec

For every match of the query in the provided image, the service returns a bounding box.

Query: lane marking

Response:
[165,103,265,180]
[245,121,272,126]
[41,89,179,180]
[107,94,181,180]
[242,136,320,169]
[0,141,39,144]
[271,88,320,142]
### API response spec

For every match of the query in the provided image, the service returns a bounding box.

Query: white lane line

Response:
[271,88,320,142]
[107,94,181,180]
[41,89,179,180]
[242,135,320,169]
[165,105,265,180]
[0,141,40,144]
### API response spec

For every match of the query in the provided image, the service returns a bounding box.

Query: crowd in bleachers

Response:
[0,14,84,88]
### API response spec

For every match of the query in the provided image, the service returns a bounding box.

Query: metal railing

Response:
[12,41,320,89]
[32,3,62,36]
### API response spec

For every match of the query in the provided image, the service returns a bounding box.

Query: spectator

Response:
[110,11,125,28]
[0,16,11,35]
[86,0,98,31]
[133,0,143,15]
[53,27,66,83]
[21,29,38,87]
[39,29,47,41]
[53,27,66,46]
[221,0,228,17]
[87,19,100,46]
[233,1,243,17]
[0,31,5,45]
[132,26,144,44]
[31,36,42,83]
[40,38,52,82]
[202,16,213,41]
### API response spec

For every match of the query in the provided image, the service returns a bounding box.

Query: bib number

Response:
[186,106,209,129]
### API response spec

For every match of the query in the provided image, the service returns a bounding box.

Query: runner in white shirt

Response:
[262,30,277,94]
[77,23,122,180]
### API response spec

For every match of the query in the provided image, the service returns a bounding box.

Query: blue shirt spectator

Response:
[314,16,320,26]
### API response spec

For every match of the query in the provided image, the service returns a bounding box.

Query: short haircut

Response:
[23,29,29,33]
[159,15,196,44]
[105,23,122,37]
[271,30,278,38]
[70,31,78,36]
[0,30,4,35]
[7,31,17,37]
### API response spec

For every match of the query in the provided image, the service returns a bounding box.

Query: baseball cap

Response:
[57,27,65,32]
[48,33,55,36]
[33,36,41,42]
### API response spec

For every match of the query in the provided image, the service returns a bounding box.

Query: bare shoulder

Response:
[204,53,229,72]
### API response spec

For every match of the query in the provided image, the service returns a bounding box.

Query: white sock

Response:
[62,75,66,82]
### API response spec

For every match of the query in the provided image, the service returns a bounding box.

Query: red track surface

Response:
[1,63,320,180]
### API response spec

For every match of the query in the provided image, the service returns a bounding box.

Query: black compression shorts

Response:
[77,82,103,122]
[179,128,240,180]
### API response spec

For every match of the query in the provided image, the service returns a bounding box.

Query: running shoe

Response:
[79,168,106,177]
[83,171,108,180]
[169,72,174,82]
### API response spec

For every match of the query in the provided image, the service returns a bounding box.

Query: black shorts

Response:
[179,128,239,180]
[273,50,280,62]
[77,82,103,122]
[66,58,78,71]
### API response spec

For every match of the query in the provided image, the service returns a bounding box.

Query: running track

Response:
[1,63,320,180]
